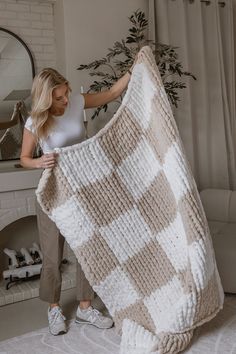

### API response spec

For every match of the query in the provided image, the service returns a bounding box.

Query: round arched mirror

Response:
[0,27,35,161]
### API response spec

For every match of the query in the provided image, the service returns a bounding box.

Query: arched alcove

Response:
[0,211,36,233]
[0,215,39,280]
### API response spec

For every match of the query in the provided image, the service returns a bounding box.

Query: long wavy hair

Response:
[30,68,70,140]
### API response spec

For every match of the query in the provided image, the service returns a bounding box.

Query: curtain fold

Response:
[149,0,236,190]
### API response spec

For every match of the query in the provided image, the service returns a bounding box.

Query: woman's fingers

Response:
[130,53,139,71]
[41,153,57,168]
[44,154,55,162]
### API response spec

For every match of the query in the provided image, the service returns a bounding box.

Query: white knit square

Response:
[117,138,161,200]
[100,206,153,263]
[189,237,215,292]
[122,63,156,130]
[51,195,95,250]
[144,275,195,333]
[162,142,192,203]
[155,212,188,272]
[58,140,113,190]
[93,267,140,315]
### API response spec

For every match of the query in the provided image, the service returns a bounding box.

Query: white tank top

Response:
[25,92,86,153]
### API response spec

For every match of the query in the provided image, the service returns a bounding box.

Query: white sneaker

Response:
[75,306,114,329]
[48,306,67,335]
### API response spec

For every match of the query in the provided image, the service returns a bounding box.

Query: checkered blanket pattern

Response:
[36,46,224,354]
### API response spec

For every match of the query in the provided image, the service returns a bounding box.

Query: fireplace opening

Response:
[0,216,39,282]
[0,215,76,307]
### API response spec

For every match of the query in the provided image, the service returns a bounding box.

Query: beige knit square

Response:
[75,231,119,286]
[123,239,176,297]
[114,300,156,334]
[178,189,208,245]
[42,165,74,213]
[99,107,143,167]
[77,171,135,227]
[137,170,177,235]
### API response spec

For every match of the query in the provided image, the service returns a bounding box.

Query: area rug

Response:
[0,295,235,354]
[36,46,224,353]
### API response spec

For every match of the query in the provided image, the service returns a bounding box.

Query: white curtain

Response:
[148,0,236,190]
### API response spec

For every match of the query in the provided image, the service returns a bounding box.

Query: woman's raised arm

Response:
[82,71,132,109]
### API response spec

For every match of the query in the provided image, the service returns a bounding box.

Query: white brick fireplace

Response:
[0,168,42,232]
[0,164,76,307]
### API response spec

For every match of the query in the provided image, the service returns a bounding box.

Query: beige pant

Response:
[36,203,94,304]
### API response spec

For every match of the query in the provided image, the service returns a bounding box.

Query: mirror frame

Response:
[0,27,36,162]
[0,26,35,78]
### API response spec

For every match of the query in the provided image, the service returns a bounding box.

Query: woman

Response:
[20,66,133,335]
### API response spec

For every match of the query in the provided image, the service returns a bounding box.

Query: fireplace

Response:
[0,163,76,306]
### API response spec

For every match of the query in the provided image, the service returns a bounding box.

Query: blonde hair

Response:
[30,68,70,140]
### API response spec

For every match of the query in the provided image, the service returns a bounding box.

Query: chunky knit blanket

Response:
[36,46,224,354]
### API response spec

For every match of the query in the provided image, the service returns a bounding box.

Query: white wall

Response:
[54,0,148,133]
[57,0,148,90]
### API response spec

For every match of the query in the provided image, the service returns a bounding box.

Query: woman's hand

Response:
[82,52,139,109]
[38,153,57,169]
[129,52,139,74]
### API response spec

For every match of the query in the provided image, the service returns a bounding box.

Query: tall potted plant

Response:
[77,10,196,120]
